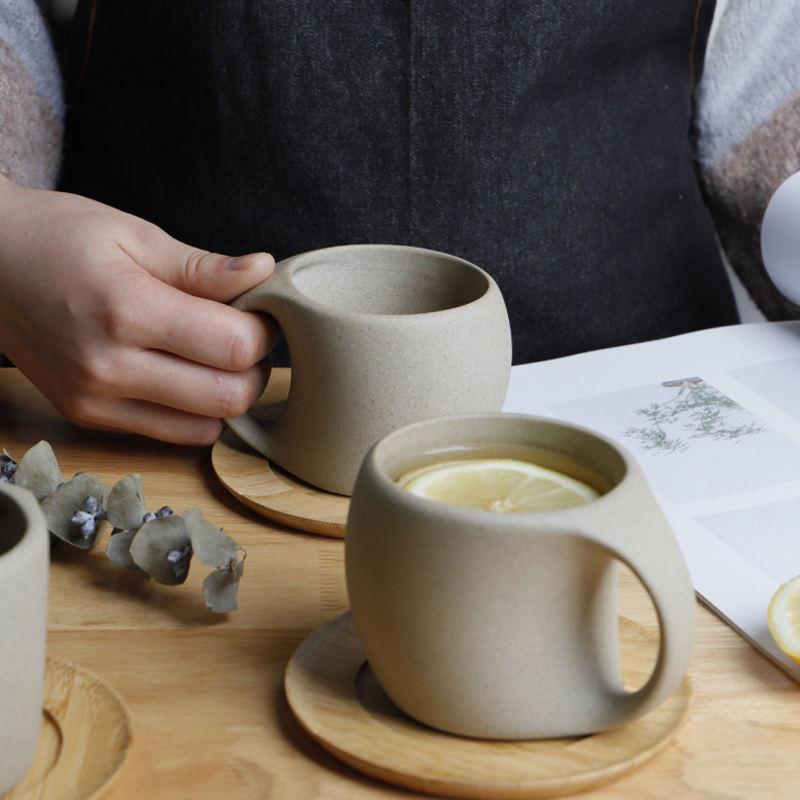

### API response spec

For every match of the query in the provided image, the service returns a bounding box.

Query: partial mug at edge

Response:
[0,483,49,794]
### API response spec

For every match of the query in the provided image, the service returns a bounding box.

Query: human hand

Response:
[0,177,277,444]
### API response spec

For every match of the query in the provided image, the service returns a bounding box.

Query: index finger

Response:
[137,280,280,370]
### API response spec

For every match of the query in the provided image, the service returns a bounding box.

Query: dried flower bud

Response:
[142,506,175,525]
[0,450,17,483]
[166,543,192,582]
[42,473,108,549]
[69,496,107,544]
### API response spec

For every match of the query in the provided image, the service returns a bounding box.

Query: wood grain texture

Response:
[2,368,800,799]
[285,613,690,799]
[212,430,348,538]
[6,658,131,800]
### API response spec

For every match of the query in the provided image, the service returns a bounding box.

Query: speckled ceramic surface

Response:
[226,244,512,495]
[0,483,49,794]
[345,414,696,740]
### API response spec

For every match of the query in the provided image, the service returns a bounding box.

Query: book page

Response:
[504,321,800,678]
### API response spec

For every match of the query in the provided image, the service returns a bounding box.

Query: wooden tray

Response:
[285,613,691,799]
[4,658,132,800]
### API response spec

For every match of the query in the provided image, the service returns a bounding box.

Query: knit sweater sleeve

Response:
[0,0,63,188]
[694,0,800,320]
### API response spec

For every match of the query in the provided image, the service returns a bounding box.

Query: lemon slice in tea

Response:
[768,575,800,662]
[398,458,598,512]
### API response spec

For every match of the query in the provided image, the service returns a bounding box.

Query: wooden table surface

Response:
[2,368,799,800]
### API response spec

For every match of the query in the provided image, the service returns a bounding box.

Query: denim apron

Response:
[61,1,738,364]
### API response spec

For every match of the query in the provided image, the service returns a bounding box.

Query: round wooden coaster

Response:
[212,367,348,538]
[285,613,691,799]
[5,657,132,800]
[212,429,349,538]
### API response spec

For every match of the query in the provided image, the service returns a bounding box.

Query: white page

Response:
[503,321,800,678]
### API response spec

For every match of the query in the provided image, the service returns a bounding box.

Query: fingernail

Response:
[227,252,273,271]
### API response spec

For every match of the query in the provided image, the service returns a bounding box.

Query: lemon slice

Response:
[767,575,800,662]
[398,458,598,513]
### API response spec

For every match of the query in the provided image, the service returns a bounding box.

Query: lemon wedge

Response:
[398,458,598,513]
[768,575,800,662]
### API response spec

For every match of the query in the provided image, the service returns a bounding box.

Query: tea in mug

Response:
[396,446,608,512]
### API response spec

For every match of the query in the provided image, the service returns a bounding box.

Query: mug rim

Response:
[362,412,636,523]
[0,483,47,574]
[275,243,497,322]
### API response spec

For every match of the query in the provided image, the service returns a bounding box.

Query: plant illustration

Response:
[622,377,764,455]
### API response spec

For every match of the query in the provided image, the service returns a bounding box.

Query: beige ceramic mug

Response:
[0,483,49,793]
[227,244,512,495]
[346,414,695,740]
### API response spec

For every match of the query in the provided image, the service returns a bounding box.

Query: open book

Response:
[504,321,800,678]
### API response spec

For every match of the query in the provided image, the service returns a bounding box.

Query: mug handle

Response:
[573,504,695,726]
[225,278,292,461]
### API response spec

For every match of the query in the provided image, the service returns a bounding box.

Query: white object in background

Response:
[762,171,800,304]
[503,321,800,683]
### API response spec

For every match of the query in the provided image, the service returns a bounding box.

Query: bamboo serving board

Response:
[4,658,132,800]
[285,613,691,799]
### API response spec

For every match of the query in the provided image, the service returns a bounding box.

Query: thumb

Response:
[144,233,275,302]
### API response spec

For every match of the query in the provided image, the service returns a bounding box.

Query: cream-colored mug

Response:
[345,414,695,740]
[0,484,49,793]
[227,244,512,495]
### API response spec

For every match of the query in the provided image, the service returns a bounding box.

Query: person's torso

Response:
[61,0,738,364]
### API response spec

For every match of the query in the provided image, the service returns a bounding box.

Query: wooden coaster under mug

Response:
[285,613,691,800]
[226,244,512,496]
[212,429,348,538]
[213,368,348,538]
[3,657,132,800]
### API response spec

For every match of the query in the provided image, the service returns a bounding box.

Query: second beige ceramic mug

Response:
[0,483,49,794]
[227,244,512,495]
[346,414,696,740]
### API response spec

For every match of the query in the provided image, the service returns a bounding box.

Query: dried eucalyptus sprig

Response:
[3,442,245,613]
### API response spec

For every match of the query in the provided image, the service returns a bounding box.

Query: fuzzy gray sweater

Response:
[1,0,798,322]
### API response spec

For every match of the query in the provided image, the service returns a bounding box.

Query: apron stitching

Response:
[688,0,704,91]
[77,0,101,90]
[406,1,414,242]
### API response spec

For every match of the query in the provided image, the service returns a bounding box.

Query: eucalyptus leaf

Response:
[183,507,238,569]
[107,474,147,531]
[203,557,245,613]
[13,441,63,500]
[42,473,108,549]
[130,515,193,585]
[106,529,144,572]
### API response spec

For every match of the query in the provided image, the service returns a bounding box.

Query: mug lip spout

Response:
[276,243,498,322]
[362,412,636,522]
[0,483,47,573]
